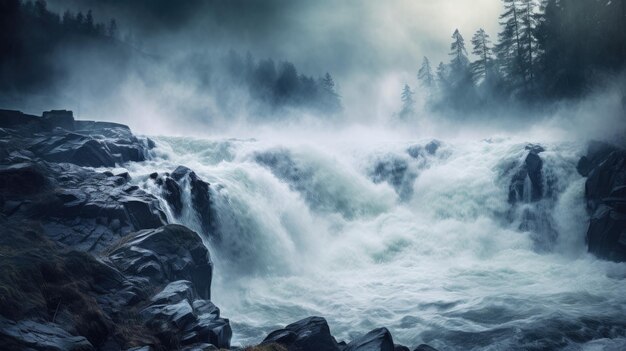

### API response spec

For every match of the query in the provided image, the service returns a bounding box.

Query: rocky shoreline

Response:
[0,109,624,351]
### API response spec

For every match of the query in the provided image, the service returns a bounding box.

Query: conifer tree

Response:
[417,56,435,89]
[470,28,493,83]
[399,84,415,118]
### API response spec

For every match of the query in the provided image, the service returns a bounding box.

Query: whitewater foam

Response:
[121,133,626,350]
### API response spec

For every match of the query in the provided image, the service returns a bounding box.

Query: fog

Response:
[3,0,625,142]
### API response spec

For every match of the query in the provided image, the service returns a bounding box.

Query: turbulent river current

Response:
[119,131,626,351]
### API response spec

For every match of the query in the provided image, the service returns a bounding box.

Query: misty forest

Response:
[0,1,625,351]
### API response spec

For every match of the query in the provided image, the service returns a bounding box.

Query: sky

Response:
[39,0,519,134]
[48,0,503,78]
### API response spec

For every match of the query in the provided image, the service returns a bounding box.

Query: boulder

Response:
[157,166,214,234]
[43,110,75,130]
[150,280,195,305]
[0,317,94,351]
[108,225,213,299]
[162,176,183,216]
[584,149,626,211]
[576,141,618,177]
[578,141,626,262]
[508,148,544,204]
[413,345,439,351]
[394,345,410,351]
[369,157,415,201]
[262,316,340,351]
[0,161,167,252]
[141,300,196,330]
[0,162,48,195]
[586,205,626,262]
[407,140,441,158]
[182,310,231,349]
[343,328,394,351]
[0,109,45,132]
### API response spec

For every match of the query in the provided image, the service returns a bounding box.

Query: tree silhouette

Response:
[418,57,435,89]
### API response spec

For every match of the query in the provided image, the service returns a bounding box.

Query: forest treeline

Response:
[0,0,128,94]
[0,0,341,115]
[402,0,626,116]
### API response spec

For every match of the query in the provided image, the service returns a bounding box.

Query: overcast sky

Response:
[45,0,505,126]
[49,0,503,77]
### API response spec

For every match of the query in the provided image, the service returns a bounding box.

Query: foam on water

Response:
[122,132,626,350]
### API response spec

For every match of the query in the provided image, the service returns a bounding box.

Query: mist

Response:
[3,1,626,350]
[2,0,624,142]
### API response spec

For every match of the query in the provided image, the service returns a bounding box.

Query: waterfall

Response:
[120,134,626,350]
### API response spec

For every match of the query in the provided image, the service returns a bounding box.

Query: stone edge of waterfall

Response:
[0,108,441,351]
[2,108,625,350]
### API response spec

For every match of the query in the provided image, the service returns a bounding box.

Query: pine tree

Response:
[399,84,415,118]
[317,72,341,113]
[519,0,539,84]
[436,62,448,88]
[321,73,337,95]
[85,10,94,31]
[107,19,118,38]
[449,29,470,73]
[417,56,435,89]
[470,28,493,83]
[496,0,525,88]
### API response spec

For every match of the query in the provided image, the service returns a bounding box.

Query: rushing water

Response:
[122,132,626,351]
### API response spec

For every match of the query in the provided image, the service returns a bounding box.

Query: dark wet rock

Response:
[0,162,48,195]
[578,141,626,262]
[503,145,560,252]
[584,149,626,212]
[394,345,410,351]
[524,143,545,154]
[0,161,167,252]
[263,316,340,351]
[413,345,439,351]
[0,109,42,130]
[424,140,441,155]
[586,205,626,262]
[576,141,618,177]
[181,344,219,351]
[508,148,544,204]
[407,140,441,158]
[150,280,195,305]
[0,110,231,351]
[0,317,94,351]
[182,310,231,349]
[163,176,183,216]
[369,156,415,201]
[344,327,395,351]
[43,109,75,130]
[154,166,214,234]
[30,133,115,167]
[141,299,196,330]
[108,224,213,299]
[0,109,151,167]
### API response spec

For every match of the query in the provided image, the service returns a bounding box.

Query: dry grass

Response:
[243,343,288,351]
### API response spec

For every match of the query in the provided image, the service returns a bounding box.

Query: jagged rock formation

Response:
[0,110,230,350]
[260,317,436,351]
[578,141,626,262]
[151,166,216,236]
[0,109,153,167]
[501,144,559,251]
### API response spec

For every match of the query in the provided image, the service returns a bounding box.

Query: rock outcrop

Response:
[0,109,230,350]
[261,317,436,351]
[578,141,626,262]
[150,166,216,236]
[0,108,154,167]
[502,144,558,251]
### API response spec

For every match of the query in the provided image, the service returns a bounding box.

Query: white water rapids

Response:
[120,130,626,351]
